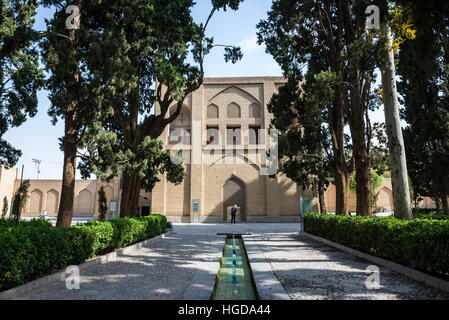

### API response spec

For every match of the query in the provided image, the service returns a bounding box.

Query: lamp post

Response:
[233,136,236,176]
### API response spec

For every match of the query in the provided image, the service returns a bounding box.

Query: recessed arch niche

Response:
[29,189,43,215]
[227,102,241,118]
[45,189,59,215]
[223,175,246,221]
[207,104,219,119]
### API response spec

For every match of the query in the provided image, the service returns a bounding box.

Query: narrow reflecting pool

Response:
[211,234,258,300]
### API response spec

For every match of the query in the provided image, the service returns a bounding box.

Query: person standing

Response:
[230,204,237,224]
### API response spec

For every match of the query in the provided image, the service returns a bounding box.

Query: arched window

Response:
[207,104,219,118]
[227,102,241,118]
[249,102,261,118]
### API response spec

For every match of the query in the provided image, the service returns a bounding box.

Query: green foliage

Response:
[268,75,333,194]
[10,180,30,224]
[0,0,44,167]
[398,2,449,212]
[304,212,449,276]
[412,207,449,220]
[370,122,390,176]
[2,196,7,218]
[80,135,185,193]
[349,169,384,196]
[0,214,167,291]
[415,214,449,221]
[68,0,242,196]
[0,217,52,229]
[97,186,107,221]
[258,0,383,216]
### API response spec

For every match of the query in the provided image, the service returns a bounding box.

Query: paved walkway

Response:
[254,232,449,300]
[14,223,449,300]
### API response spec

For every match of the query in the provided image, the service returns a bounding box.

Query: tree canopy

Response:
[258,0,383,215]
[0,0,44,167]
[70,0,244,217]
[397,1,449,214]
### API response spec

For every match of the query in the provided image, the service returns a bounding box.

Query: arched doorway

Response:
[223,176,245,221]
[377,187,394,211]
[138,195,151,217]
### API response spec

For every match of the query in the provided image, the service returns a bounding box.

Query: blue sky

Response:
[3,0,385,180]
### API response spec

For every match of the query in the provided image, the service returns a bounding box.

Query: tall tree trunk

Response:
[380,25,412,220]
[120,171,141,217]
[348,76,371,217]
[56,14,80,227]
[332,89,352,215]
[434,195,441,214]
[118,87,142,218]
[56,112,77,227]
[441,194,449,216]
[339,0,372,217]
[353,136,371,216]
[334,169,350,215]
[318,180,326,214]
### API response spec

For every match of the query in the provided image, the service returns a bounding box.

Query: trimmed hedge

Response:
[0,218,53,229]
[415,214,449,221]
[304,212,449,277]
[0,214,167,292]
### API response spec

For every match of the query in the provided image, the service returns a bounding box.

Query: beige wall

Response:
[0,177,123,218]
[0,167,17,216]
[154,77,303,222]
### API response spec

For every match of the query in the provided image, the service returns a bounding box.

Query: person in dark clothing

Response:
[230,205,237,224]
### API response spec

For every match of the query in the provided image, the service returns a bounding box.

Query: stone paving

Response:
[254,232,449,300]
[14,223,449,300]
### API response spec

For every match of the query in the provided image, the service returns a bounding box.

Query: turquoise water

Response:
[211,236,258,300]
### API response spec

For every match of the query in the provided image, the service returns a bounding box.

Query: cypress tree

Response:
[0,0,44,167]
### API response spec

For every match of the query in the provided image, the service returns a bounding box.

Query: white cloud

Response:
[238,36,265,52]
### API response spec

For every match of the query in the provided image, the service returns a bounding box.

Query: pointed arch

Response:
[227,102,241,118]
[207,104,219,118]
[249,102,261,118]
[208,86,260,105]
[377,186,394,210]
[223,174,246,187]
[74,189,92,216]
[45,189,59,215]
[29,189,43,214]
[206,152,261,172]
[223,174,246,221]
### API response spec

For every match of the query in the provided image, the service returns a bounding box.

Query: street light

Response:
[32,159,41,180]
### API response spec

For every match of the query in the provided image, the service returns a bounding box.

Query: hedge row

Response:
[304,212,449,276]
[0,218,53,229]
[415,214,449,221]
[0,215,167,292]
